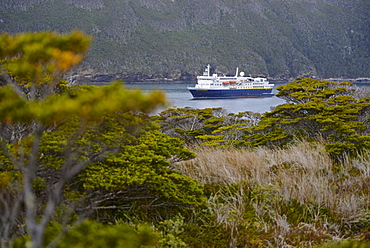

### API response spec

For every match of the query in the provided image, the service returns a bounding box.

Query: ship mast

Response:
[204,64,210,76]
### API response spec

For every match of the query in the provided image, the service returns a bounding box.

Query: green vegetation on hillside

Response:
[0,0,368,80]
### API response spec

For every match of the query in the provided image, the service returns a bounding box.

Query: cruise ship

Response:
[188,65,274,99]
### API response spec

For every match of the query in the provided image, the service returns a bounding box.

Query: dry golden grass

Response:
[178,142,330,184]
[174,141,370,246]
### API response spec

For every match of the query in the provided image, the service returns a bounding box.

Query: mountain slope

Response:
[0,0,369,81]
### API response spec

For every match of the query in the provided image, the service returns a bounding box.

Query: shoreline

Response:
[69,73,370,85]
[84,78,370,86]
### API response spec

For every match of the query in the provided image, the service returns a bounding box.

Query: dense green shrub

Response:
[13,220,159,248]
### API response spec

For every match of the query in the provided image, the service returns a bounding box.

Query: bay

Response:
[124,82,370,115]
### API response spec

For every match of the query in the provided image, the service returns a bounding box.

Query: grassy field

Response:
[172,141,370,247]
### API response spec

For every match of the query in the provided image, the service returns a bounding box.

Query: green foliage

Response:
[57,220,159,248]
[315,240,370,248]
[245,78,370,156]
[0,31,194,248]
[0,82,165,125]
[157,107,224,143]
[157,215,188,248]
[158,107,260,147]
[79,126,204,207]
[16,109,201,225]
[276,78,355,103]
[0,30,91,89]
[34,109,204,214]
[0,85,34,123]
[13,220,160,248]
[157,80,370,158]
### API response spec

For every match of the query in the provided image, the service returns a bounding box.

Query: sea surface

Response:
[123,82,370,115]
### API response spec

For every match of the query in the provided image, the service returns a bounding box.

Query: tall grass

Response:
[175,141,370,247]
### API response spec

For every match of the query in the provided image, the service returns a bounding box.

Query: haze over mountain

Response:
[0,0,369,82]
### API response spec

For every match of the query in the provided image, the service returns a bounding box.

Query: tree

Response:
[157,107,261,147]
[0,31,173,248]
[244,78,370,155]
[196,111,262,147]
[36,112,203,219]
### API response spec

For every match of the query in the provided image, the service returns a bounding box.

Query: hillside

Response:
[0,0,369,82]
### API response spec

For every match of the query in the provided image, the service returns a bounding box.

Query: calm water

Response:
[124,82,370,115]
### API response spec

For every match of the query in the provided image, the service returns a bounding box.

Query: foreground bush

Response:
[13,220,159,248]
